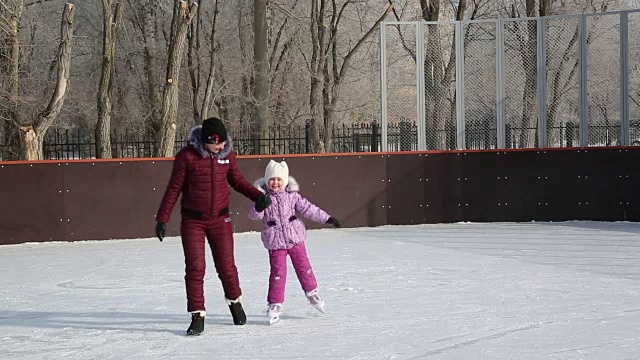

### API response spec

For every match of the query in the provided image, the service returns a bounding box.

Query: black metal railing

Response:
[1,120,639,161]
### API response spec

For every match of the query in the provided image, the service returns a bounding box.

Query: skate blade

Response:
[268,316,280,325]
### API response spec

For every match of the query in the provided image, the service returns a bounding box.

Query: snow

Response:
[2,221,640,359]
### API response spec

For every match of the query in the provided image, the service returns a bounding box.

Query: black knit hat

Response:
[201,117,228,144]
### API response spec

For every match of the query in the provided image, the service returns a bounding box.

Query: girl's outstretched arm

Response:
[294,193,330,224]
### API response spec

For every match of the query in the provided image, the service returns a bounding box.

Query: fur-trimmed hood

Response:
[254,176,300,194]
[188,125,233,159]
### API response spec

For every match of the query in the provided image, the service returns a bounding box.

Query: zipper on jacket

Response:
[210,153,215,219]
[273,194,291,246]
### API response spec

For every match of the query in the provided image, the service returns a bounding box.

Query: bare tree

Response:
[127,0,164,137]
[321,1,392,151]
[17,3,76,160]
[186,0,222,124]
[308,0,328,152]
[157,0,197,157]
[187,0,203,124]
[514,0,544,148]
[3,0,629,161]
[420,0,468,150]
[268,2,298,123]
[96,0,123,159]
[0,0,25,160]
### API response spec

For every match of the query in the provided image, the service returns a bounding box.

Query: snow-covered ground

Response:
[2,221,640,359]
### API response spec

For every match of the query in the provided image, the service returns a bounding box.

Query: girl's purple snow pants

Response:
[267,242,317,304]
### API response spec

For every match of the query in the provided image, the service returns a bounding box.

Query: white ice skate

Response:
[267,303,282,325]
[305,289,325,314]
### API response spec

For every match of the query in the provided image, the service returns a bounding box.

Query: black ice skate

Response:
[227,297,246,325]
[186,312,204,336]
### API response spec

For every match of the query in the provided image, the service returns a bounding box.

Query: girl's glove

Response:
[326,217,341,228]
[255,193,272,212]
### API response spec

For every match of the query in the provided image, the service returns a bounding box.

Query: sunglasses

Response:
[204,134,223,144]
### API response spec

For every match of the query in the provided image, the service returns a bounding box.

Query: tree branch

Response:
[34,3,75,134]
[25,0,55,7]
[337,3,392,80]
[386,0,415,62]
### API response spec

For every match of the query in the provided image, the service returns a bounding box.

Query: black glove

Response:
[255,193,272,212]
[155,222,166,242]
[326,216,341,228]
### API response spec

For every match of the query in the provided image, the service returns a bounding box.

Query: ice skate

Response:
[267,303,282,325]
[305,289,325,314]
[186,312,205,336]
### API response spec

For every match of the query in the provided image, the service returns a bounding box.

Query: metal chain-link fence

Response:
[502,18,539,149]
[586,13,621,147]
[382,23,418,151]
[423,23,457,150]
[463,21,497,150]
[381,10,640,151]
[544,16,580,148]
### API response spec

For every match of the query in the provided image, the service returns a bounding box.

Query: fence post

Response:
[578,14,589,146]
[371,122,379,152]
[566,122,576,147]
[380,22,388,152]
[536,17,548,148]
[483,119,491,149]
[455,20,466,150]
[65,129,71,160]
[416,21,427,151]
[496,19,506,149]
[465,120,472,149]
[620,11,630,146]
[352,124,360,152]
[253,126,260,155]
[305,120,311,154]
[446,121,455,150]
[400,120,411,151]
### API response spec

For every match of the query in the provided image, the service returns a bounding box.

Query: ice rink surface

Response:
[2,221,640,359]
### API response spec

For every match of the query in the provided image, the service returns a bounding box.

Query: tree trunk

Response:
[254,0,270,154]
[322,50,332,152]
[547,29,579,146]
[200,0,220,120]
[18,125,43,161]
[1,0,23,160]
[215,76,231,121]
[8,0,23,125]
[539,0,553,17]
[518,19,538,148]
[421,0,464,150]
[425,27,447,149]
[96,1,123,159]
[158,1,197,158]
[237,0,254,130]
[322,2,392,152]
[518,0,544,148]
[19,3,75,160]
[187,0,202,124]
[141,1,162,137]
[308,0,326,153]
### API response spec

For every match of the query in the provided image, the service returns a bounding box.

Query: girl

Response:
[249,160,341,324]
